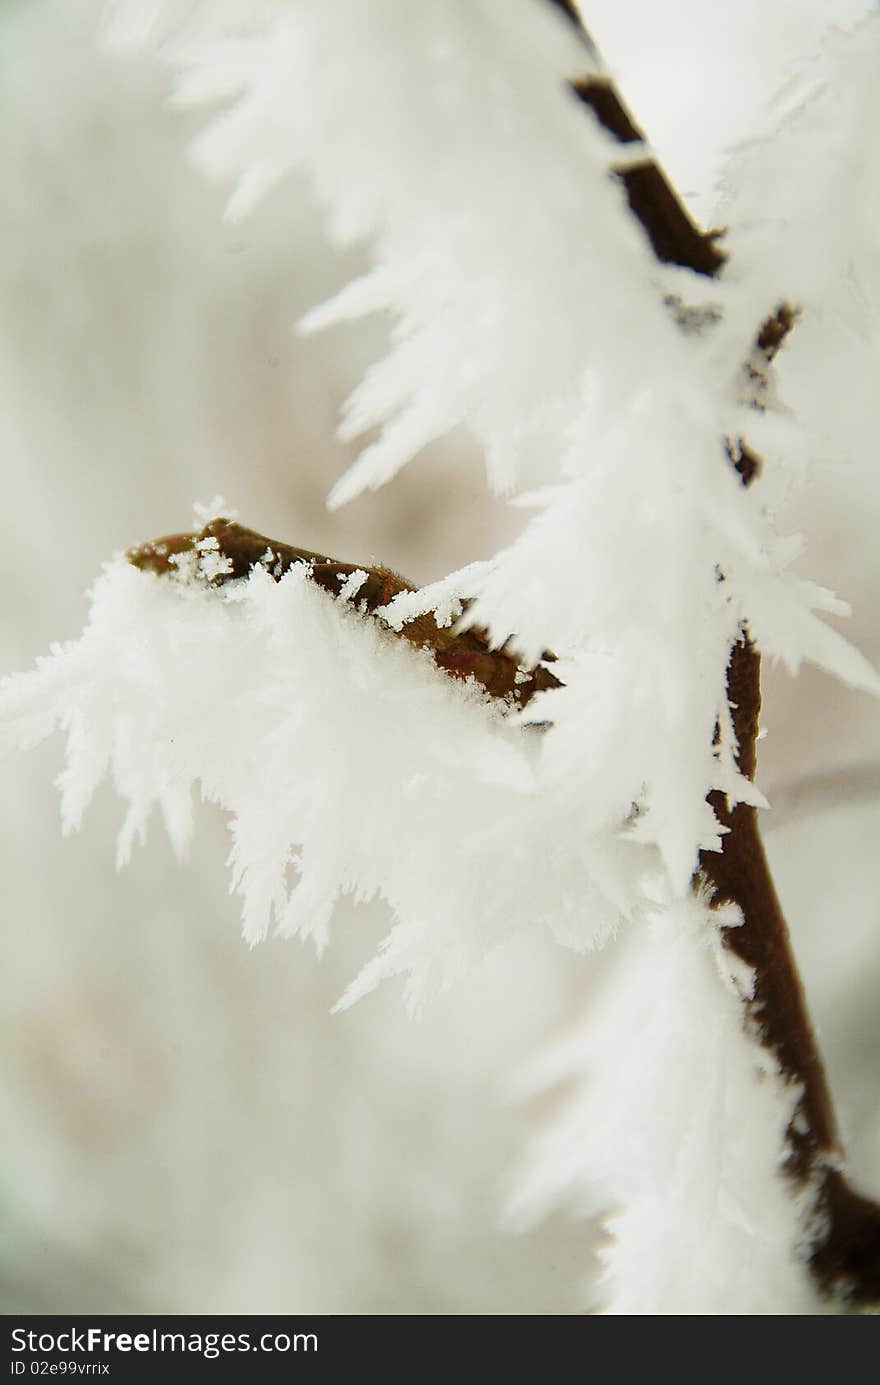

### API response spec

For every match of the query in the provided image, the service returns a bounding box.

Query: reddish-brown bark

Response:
[126,6,880,1305]
[557,9,880,1304]
[128,519,561,712]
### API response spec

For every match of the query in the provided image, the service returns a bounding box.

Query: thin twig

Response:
[126,5,880,1305]
[127,519,561,711]
[552,1,880,1304]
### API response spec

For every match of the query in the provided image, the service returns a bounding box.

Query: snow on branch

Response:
[716,11,880,493]
[507,885,828,1315]
[159,0,714,502]
[4,0,878,1001]
[103,1,876,893]
[0,526,648,1009]
[0,0,878,1317]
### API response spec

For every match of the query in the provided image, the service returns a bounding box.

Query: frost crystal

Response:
[3,0,879,1316]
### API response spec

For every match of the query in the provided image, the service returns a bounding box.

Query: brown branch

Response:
[126,9,880,1306]
[546,1,726,275]
[552,3,880,1306]
[127,519,561,712]
[707,642,880,1304]
[707,641,839,1182]
[571,77,727,277]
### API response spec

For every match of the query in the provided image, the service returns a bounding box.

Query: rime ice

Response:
[4,0,880,1316]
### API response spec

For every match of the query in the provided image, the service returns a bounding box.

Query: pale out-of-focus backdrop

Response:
[2,0,877,1312]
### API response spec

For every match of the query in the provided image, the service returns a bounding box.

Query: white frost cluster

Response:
[100,0,878,909]
[5,0,880,1314]
[718,12,880,346]
[1,557,653,1009]
[716,11,880,498]
[508,889,831,1314]
[99,0,875,897]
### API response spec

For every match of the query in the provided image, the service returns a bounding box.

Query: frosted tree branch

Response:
[127,517,562,711]
[556,0,880,1305]
[3,0,879,1313]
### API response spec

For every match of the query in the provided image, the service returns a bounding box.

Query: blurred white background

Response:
[1,0,877,1312]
